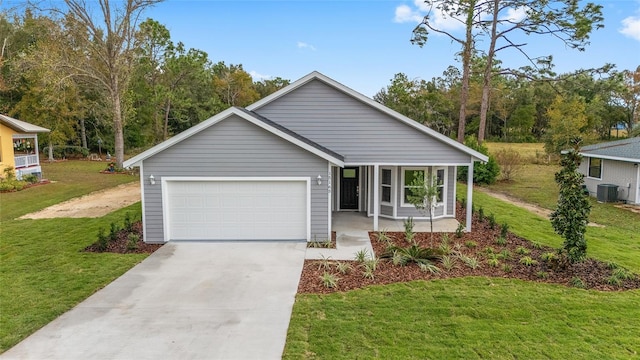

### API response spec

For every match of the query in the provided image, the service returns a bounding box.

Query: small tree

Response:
[550,139,591,263]
[407,172,440,247]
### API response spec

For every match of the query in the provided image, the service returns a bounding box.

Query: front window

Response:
[403,169,424,205]
[588,158,602,179]
[435,168,445,203]
[381,168,392,204]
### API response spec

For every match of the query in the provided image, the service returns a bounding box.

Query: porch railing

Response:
[14,155,39,168]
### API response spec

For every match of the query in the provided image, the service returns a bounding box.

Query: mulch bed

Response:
[297,203,640,294]
[84,221,163,254]
[306,231,337,249]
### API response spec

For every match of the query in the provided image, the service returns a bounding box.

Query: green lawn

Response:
[285,278,640,359]
[0,161,146,353]
[285,147,640,359]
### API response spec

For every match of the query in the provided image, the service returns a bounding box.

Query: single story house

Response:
[124,72,488,243]
[578,137,640,204]
[0,114,50,179]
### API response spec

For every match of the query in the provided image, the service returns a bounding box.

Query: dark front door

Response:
[340,167,359,210]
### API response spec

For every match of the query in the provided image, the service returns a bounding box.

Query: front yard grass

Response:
[0,161,145,353]
[285,278,640,359]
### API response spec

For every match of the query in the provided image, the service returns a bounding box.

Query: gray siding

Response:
[254,80,472,164]
[580,157,638,204]
[142,115,330,243]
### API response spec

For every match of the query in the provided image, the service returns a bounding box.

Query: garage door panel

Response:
[166,180,307,241]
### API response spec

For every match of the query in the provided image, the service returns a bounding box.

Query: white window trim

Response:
[401,167,427,207]
[381,167,393,206]
[434,166,447,214]
[400,166,448,210]
[587,157,603,180]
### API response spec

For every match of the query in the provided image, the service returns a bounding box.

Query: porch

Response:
[332,211,459,233]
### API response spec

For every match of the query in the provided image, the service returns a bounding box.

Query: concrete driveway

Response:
[1,242,306,360]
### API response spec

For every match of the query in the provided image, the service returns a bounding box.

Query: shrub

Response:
[537,271,549,279]
[96,228,108,251]
[457,136,500,185]
[495,236,507,246]
[320,272,339,288]
[317,255,333,271]
[404,217,415,244]
[516,246,530,255]
[498,249,511,260]
[335,262,353,275]
[109,222,120,242]
[382,245,443,265]
[477,206,485,222]
[373,229,390,243]
[500,223,509,238]
[455,223,464,238]
[570,277,586,289]
[495,148,522,181]
[419,262,440,274]
[126,233,140,251]
[502,264,512,273]
[541,252,558,263]
[441,255,455,271]
[123,212,134,232]
[520,256,538,266]
[487,258,500,267]
[487,213,497,229]
[458,254,479,269]
[22,174,38,184]
[464,241,477,249]
[354,249,370,263]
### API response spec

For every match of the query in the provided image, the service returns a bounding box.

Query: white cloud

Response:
[249,71,270,80]
[394,4,422,23]
[620,15,640,41]
[393,1,464,31]
[297,41,316,51]
[501,7,527,23]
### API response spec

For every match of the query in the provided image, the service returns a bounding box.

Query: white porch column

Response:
[373,164,379,231]
[466,160,474,232]
[33,135,40,168]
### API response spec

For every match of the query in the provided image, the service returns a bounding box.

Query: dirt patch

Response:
[615,204,640,215]
[477,187,604,227]
[19,182,141,219]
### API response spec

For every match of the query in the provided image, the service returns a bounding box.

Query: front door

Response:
[340,167,359,210]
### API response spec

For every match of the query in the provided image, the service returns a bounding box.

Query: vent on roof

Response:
[596,184,618,203]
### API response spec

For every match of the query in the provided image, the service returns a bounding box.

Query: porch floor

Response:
[332,212,460,233]
[305,212,460,261]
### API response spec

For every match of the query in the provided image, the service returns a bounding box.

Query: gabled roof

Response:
[247,71,489,163]
[579,137,640,163]
[0,114,50,133]
[123,107,345,168]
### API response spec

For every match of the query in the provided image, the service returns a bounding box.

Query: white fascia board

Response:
[579,152,639,163]
[247,71,488,163]
[123,107,344,168]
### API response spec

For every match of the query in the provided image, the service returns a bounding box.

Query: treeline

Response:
[0,6,289,165]
[375,65,639,154]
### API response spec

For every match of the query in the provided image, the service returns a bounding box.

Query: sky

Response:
[4,0,640,96]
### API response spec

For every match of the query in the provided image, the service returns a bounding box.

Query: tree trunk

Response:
[80,118,88,149]
[163,97,171,141]
[478,0,499,144]
[48,142,54,162]
[112,81,125,169]
[457,0,477,144]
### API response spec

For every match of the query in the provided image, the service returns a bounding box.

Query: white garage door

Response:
[165,179,308,241]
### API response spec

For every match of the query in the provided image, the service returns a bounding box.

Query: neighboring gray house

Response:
[124,72,488,243]
[578,137,640,204]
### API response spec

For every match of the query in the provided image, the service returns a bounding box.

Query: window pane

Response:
[382,169,391,185]
[343,169,356,178]
[382,187,391,202]
[437,187,444,202]
[437,169,445,185]
[588,158,601,178]
[404,170,423,186]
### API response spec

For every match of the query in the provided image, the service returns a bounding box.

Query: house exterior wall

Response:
[0,123,16,174]
[253,80,473,165]
[580,157,638,204]
[141,115,330,243]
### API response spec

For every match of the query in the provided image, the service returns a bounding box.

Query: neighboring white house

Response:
[578,137,640,204]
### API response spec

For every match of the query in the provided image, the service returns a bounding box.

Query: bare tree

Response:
[44,0,163,167]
